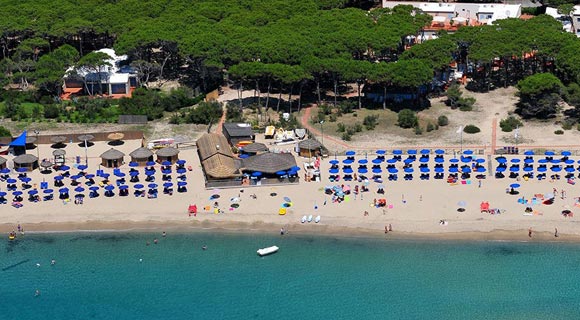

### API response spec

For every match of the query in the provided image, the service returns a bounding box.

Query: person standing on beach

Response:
[528,227,533,238]
[478,180,482,188]
[555,228,559,238]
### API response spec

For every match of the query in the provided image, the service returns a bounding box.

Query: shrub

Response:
[562,121,573,130]
[341,132,352,141]
[463,125,481,134]
[555,130,564,135]
[426,122,435,132]
[346,126,356,135]
[0,125,11,137]
[353,123,363,132]
[414,125,423,135]
[329,114,337,122]
[363,114,379,130]
[437,115,449,126]
[499,116,523,132]
[43,104,61,119]
[169,113,182,124]
[337,123,346,132]
[458,97,475,111]
[398,109,418,128]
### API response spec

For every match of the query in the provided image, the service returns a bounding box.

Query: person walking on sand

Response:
[555,228,559,238]
[528,227,533,238]
[388,224,392,232]
[478,179,482,188]
[384,225,388,234]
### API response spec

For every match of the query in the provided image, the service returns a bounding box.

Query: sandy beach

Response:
[2,128,580,243]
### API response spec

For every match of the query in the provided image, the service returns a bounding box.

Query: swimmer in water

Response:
[153,239,158,244]
[51,259,56,265]
[36,263,41,267]
[35,289,40,297]
[162,231,166,237]
[202,245,207,250]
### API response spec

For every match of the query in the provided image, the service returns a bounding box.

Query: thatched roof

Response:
[298,139,322,150]
[100,148,125,160]
[25,136,37,144]
[50,136,67,143]
[78,134,95,142]
[241,152,297,174]
[130,147,154,159]
[242,142,268,153]
[14,154,38,164]
[0,156,6,165]
[53,149,66,156]
[156,147,179,157]
[196,133,238,179]
[107,132,124,141]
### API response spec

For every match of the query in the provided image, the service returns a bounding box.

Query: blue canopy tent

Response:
[9,130,27,156]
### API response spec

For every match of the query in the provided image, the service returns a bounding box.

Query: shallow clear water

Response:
[1,232,580,319]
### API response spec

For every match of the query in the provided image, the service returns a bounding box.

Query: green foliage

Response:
[516,73,564,119]
[0,125,11,137]
[426,122,435,132]
[363,114,379,130]
[446,84,475,111]
[337,122,346,132]
[414,125,423,135]
[499,116,523,132]
[353,123,362,132]
[226,103,243,122]
[181,101,223,124]
[555,129,564,135]
[463,125,480,134]
[397,109,418,128]
[437,115,449,126]
[562,121,573,130]
[341,132,352,141]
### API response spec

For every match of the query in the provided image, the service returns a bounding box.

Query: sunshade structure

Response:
[100,148,125,168]
[129,147,154,166]
[9,131,27,155]
[196,133,239,180]
[156,147,179,164]
[78,134,95,147]
[13,154,38,171]
[241,142,269,155]
[50,135,68,148]
[107,132,124,146]
[0,156,6,169]
[297,139,322,157]
[241,152,297,175]
[53,149,66,166]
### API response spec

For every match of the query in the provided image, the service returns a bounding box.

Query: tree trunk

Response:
[297,81,304,114]
[238,81,243,110]
[276,82,282,112]
[333,78,338,108]
[383,85,387,110]
[265,80,271,111]
[256,79,261,108]
[357,81,362,109]
[316,79,321,105]
[288,85,293,113]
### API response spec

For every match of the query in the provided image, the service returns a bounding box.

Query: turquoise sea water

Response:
[2,232,580,319]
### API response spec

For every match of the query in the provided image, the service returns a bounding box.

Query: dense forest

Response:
[2,0,580,123]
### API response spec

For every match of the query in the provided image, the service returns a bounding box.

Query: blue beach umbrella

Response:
[538,159,548,164]
[28,189,38,195]
[450,158,459,163]
[372,168,383,174]
[85,174,95,179]
[551,159,561,164]
[551,166,562,172]
[70,175,81,181]
[345,150,356,156]
[329,160,339,165]
[404,158,414,164]
[342,159,353,164]
[420,149,430,155]
[358,159,368,164]
[386,158,397,164]
[162,169,171,175]
[77,165,88,171]
[462,167,471,173]
[133,184,144,190]
[58,188,69,193]
[0,168,9,174]
[476,167,486,173]
[7,178,17,184]
[524,158,534,164]
[565,166,575,172]
[419,157,429,163]
[129,162,139,167]
[162,160,172,166]
[176,160,186,165]
[89,186,100,191]
[130,171,139,177]
[358,168,368,174]
[420,167,430,173]
[16,167,28,173]
[178,181,187,186]
[562,151,572,156]
[393,150,402,155]
[13,191,23,196]
[115,172,126,177]
[275,170,287,176]
[511,159,521,163]
[329,168,339,174]
[510,183,520,188]
[509,166,520,172]
[449,167,458,173]
[496,157,507,163]
[388,168,398,173]
[104,185,115,191]
[545,151,555,156]
[376,150,386,155]
[434,157,444,163]
[408,150,417,155]
[475,158,485,163]
[523,166,533,172]
[43,189,53,194]
[163,182,173,188]
[101,173,110,179]
[74,186,85,193]
[537,167,547,172]
[251,171,262,177]
[145,170,155,176]
[565,159,575,164]
[460,157,471,163]
[434,167,444,173]
[0,191,7,197]
[146,161,156,166]
[463,150,473,155]
[372,158,383,164]
[343,168,354,174]
[496,167,506,172]
[59,165,70,171]
[434,149,445,155]
[119,185,129,190]
[148,183,158,189]
[524,150,534,156]
[404,167,414,173]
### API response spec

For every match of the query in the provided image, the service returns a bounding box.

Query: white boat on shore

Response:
[257,246,279,256]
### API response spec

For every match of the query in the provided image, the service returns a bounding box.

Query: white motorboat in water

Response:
[257,246,279,256]
[307,215,313,222]
[315,215,321,223]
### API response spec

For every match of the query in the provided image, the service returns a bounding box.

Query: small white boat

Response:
[307,215,313,222]
[301,215,307,223]
[257,246,279,256]
[315,215,321,223]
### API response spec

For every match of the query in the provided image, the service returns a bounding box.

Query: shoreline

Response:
[3,220,580,243]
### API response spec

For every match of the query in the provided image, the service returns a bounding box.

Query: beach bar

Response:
[130,147,154,166]
[241,152,297,176]
[156,147,179,164]
[100,148,125,168]
[196,133,240,186]
[13,153,39,171]
[297,139,322,158]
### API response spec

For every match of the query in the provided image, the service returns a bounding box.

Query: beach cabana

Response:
[129,147,154,166]
[100,148,125,168]
[241,142,269,155]
[196,133,240,181]
[156,147,179,164]
[241,152,297,176]
[297,139,322,158]
[0,156,6,169]
[13,154,38,171]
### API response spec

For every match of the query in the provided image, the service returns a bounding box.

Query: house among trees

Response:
[383,2,521,37]
[61,48,137,100]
